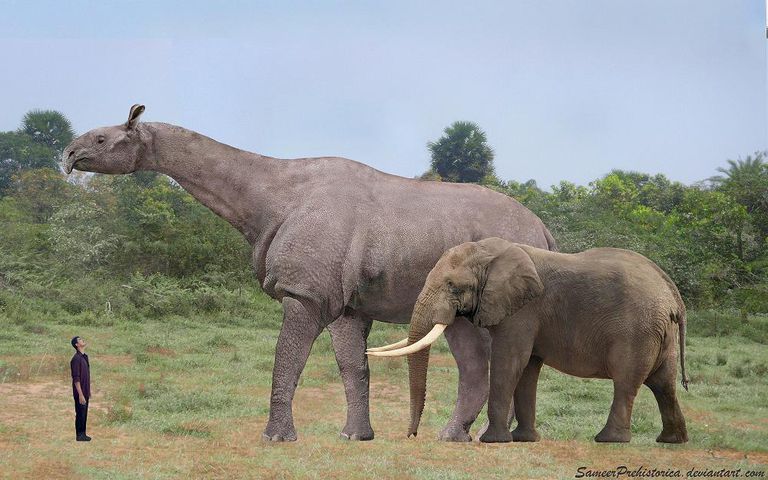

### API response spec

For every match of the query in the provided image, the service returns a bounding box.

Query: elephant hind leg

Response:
[595,332,661,443]
[595,380,640,443]
[644,358,688,443]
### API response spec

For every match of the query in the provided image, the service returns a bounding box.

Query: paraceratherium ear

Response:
[127,104,146,129]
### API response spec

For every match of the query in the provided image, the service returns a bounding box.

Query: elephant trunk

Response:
[406,288,452,437]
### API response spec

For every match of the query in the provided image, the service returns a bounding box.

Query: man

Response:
[70,336,91,441]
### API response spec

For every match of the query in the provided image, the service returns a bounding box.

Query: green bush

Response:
[731,284,768,313]
[688,309,768,344]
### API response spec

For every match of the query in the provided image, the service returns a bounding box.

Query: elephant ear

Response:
[473,240,543,328]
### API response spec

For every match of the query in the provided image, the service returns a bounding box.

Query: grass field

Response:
[0,289,766,479]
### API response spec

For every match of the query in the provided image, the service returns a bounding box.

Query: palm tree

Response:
[709,152,766,212]
[427,121,495,183]
[18,109,75,153]
[709,151,768,242]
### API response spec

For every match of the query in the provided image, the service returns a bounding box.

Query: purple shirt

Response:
[70,351,90,400]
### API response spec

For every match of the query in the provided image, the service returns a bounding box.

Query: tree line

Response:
[1,112,766,317]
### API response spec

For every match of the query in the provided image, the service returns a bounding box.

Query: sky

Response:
[0,0,765,189]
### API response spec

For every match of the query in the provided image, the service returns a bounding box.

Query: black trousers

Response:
[74,398,89,435]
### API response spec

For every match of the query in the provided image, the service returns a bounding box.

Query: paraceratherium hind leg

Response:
[328,313,375,440]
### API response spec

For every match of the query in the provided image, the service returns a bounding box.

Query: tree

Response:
[709,152,768,241]
[416,170,442,181]
[427,121,495,183]
[12,168,76,223]
[0,110,75,196]
[0,132,57,194]
[590,172,639,211]
[18,109,75,154]
[49,202,121,269]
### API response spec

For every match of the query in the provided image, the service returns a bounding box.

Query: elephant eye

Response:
[97,135,105,144]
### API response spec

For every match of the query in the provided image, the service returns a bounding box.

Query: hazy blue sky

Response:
[1,1,765,188]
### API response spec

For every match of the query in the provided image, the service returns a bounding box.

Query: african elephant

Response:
[369,237,689,444]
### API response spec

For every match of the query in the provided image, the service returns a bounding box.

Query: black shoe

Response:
[76,434,91,441]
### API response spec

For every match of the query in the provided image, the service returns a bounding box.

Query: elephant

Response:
[368,237,690,444]
[62,105,557,441]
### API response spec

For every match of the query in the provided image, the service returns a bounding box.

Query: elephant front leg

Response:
[511,357,543,442]
[263,296,324,442]
[328,313,374,441]
[479,323,533,444]
[441,317,491,442]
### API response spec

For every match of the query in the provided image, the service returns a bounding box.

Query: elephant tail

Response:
[651,260,689,391]
[672,309,689,391]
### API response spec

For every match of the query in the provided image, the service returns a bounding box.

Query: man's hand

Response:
[79,394,86,405]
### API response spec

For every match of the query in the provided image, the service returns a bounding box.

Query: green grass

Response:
[0,289,766,479]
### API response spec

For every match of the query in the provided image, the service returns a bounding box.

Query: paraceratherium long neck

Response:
[139,122,293,244]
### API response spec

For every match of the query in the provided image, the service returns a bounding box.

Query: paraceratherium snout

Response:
[365,324,447,357]
[62,145,84,174]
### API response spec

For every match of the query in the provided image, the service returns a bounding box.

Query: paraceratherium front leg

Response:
[328,314,375,440]
[262,296,324,442]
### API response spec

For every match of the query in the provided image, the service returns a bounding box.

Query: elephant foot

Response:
[479,425,513,443]
[262,422,298,442]
[438,423,472,442]
[477,413,514,439]
[594,426,630,443]
[511,426,541,442]
[656,429,688,444]
[340,424,374,441]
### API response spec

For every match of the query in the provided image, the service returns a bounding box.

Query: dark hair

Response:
[71,336,80,349]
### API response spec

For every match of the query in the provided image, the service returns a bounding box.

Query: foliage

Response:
[49,202,121,269]
[18,109,75,153]
[480,165,767,310]
[0,109,74,196]
[11,168,76,222]
[427,121,495,183]
[0,132,58,194]
[0,109,765,315]
[709,151,768,241]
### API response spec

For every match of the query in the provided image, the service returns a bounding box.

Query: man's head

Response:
[71,336,86,351]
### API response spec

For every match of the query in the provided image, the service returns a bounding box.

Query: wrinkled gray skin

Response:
[401,237,688,443]
[63,105,556,442]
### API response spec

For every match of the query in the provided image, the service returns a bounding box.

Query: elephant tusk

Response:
[366,338,408,352]
[366,324,447,357]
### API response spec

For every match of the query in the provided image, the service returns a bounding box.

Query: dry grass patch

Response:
[0,317,765,479]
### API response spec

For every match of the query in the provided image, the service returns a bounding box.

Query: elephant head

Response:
[63,104,148,175]
[367,237,543,437]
